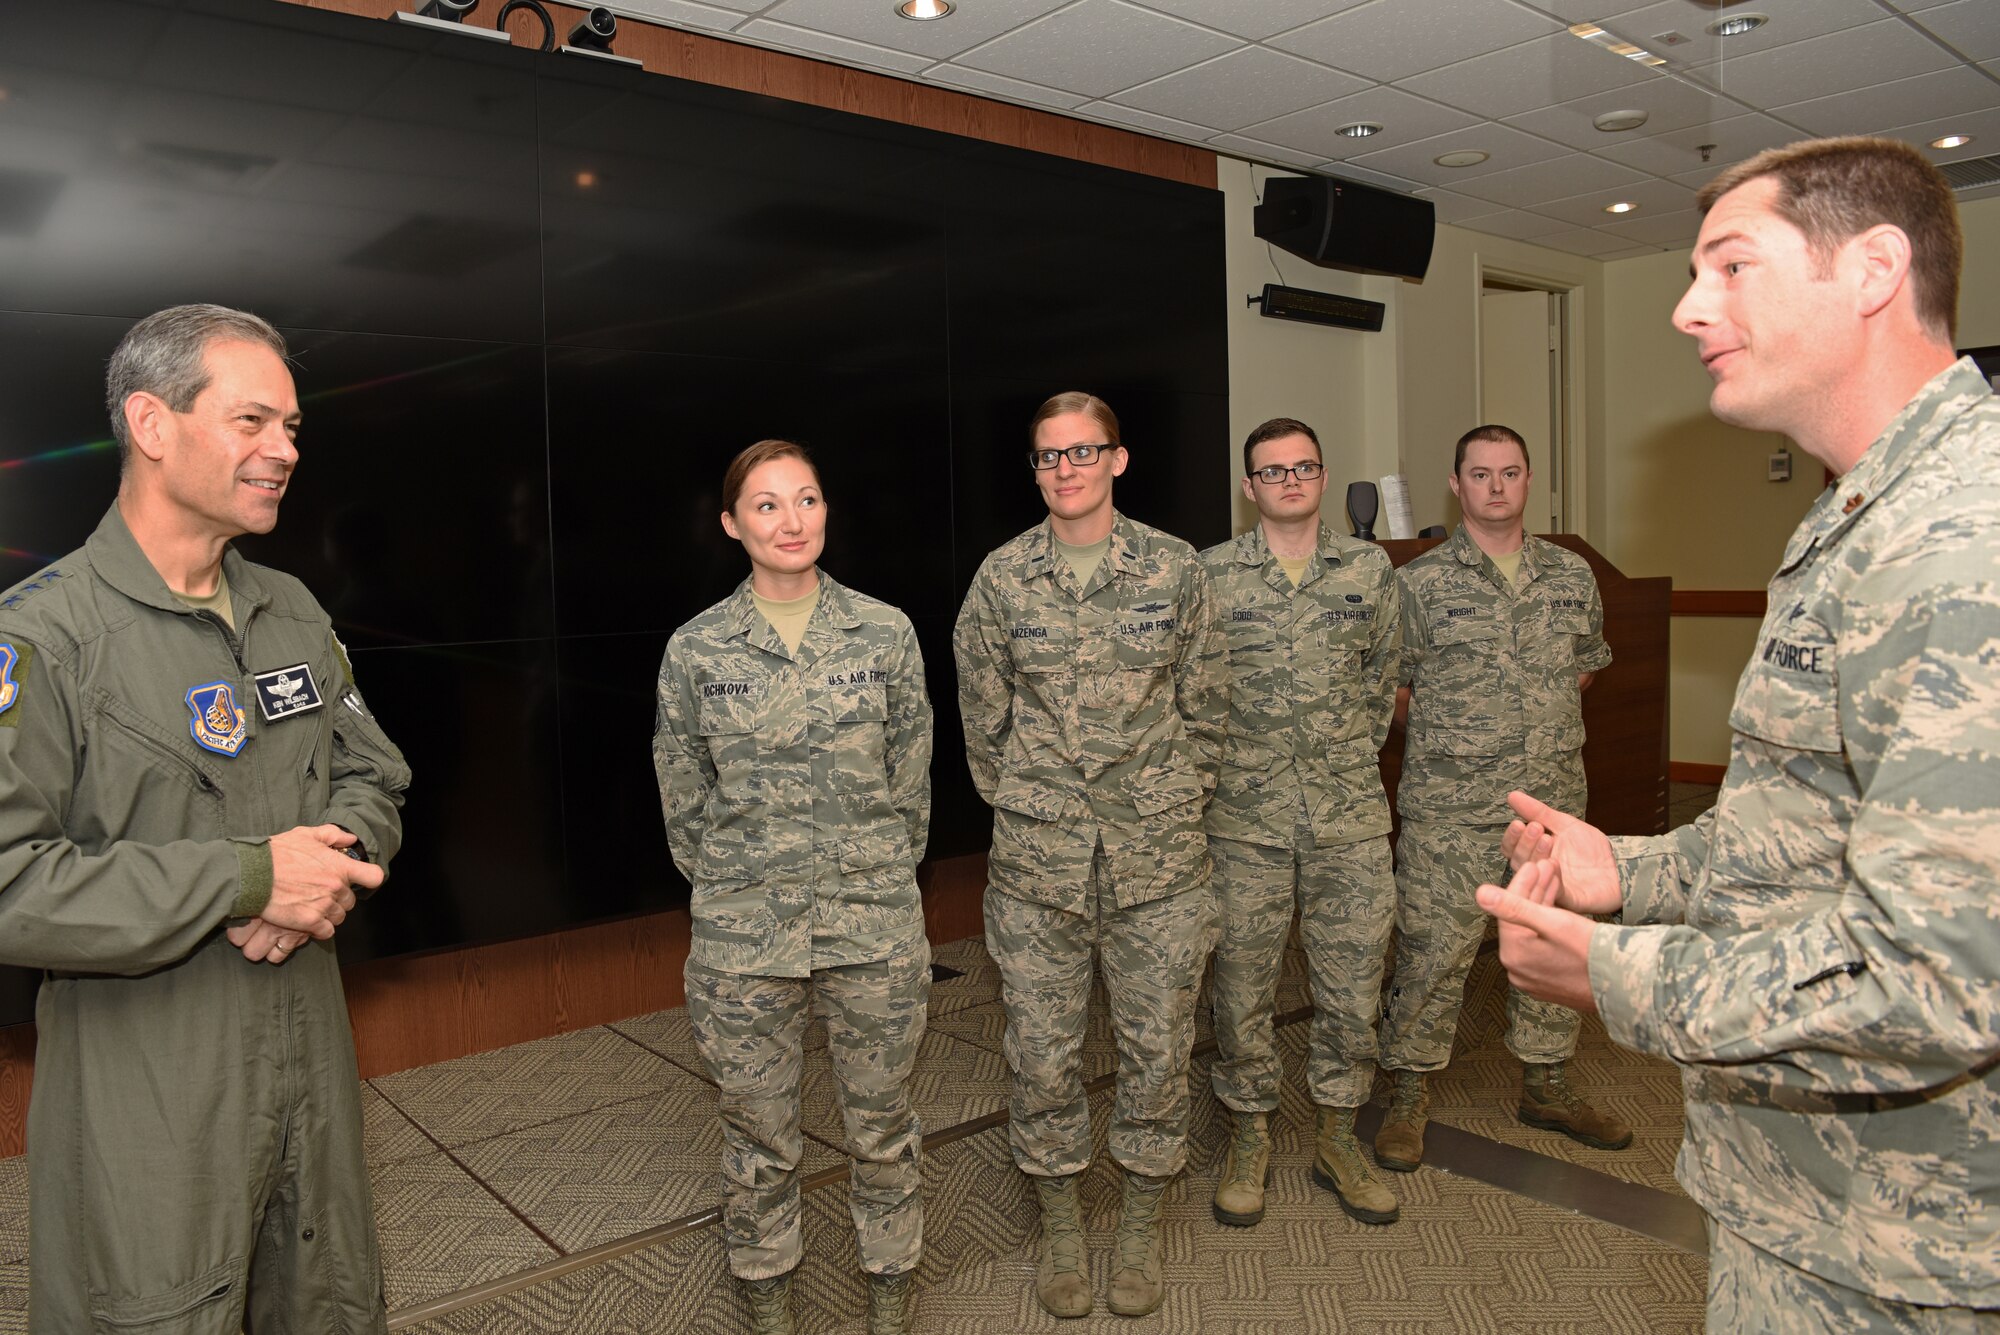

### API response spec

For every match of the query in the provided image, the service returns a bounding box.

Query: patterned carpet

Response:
[0,934,1707,1333]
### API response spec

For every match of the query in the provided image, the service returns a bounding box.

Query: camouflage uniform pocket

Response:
[1128,758,1204,818]
[834,821,918,907]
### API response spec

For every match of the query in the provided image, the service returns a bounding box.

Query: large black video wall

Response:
[0,0,1228,1020]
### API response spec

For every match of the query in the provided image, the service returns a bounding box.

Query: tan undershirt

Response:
[1054,535,1110,589]
[753,584,820,656]
[1491,549,1524,589]
[173,570,235,631]
[1276,554,1311,587]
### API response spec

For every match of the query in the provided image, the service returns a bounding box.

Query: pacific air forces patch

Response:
[186,680,249,756]
[0,642,27,725]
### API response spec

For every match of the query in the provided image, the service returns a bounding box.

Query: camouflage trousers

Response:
[684,945,930,1281]
[984,853,1216,1179]
[1708,1224,2000,1333]
[1209,828,1395,1111]
[1378,819,1579,1070]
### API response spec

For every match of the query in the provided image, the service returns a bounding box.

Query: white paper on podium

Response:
[1379,474,1415,540]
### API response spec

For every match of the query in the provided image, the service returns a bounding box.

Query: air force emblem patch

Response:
[186,680,249,756]
[0,643,21,719]
[253,663,323,722]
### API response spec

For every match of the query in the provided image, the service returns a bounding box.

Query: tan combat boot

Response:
[1107,1169,1170,1317]
[1519,1061,1633,1149]
[1212,1109,1272,1227]
[867,1271,915,1335]
[1032,1173,1092,1319]
[1312,1106,1400,1224]
[741,1272,795,1335]
[1373,1070,1429,1172]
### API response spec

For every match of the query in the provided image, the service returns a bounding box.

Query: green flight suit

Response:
[0,505,410,1333]
[653,573,933,1280]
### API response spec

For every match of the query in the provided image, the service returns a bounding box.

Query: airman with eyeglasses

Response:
[954,391,1227,1320]
[1199,416,1407,1232]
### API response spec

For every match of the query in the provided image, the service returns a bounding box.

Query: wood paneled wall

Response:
[282,0,1215,188]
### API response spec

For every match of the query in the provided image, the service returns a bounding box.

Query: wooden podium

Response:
[1375,535,1670,838]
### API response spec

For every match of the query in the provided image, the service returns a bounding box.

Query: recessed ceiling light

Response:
[1593,110,1650,133]
[1604,201,1640,214]
[1706,13,1767,36]
[575,170,597,188]
[1336,122,1383,139]
[1931,134,1975,149]
[897,0,953,18]
[1435,150,1490,168]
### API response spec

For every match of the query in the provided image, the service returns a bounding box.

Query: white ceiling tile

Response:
[1534,226,1634,256]
[1681,19,1955,109]
[952,0,1240,100]
[753,0,1073,59]
[1500,73,1744,151]
[1454,208,1571,239]
[1531,175,1697,227]
[731,19,935,72]
[1876,0,1958,10]
[1450,151,1647,208]
[1771,66,2000,138]
[1602,244,1669,259]
[1416,186,1509,222]
[1206,132,1329,169]
[1269,0,1560,83]
[1348,121,1570,184]
[1120,0,1374,42]
[1589,113,1807,177]
[923,63,1091,110]
[1316,162,1427,192]
[1907,0,2000,63]
[1597,205,1705,246]
[1400,31,1660,120]
[1239,86,1481,161]
[1592,0,1891,69]
[1079,100,1210,139]
[1876,105,2000,161]
[609,0,754,34]
[1111,46,1367,133]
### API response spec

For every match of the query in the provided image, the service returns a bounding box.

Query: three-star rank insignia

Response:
[186,680,249,756]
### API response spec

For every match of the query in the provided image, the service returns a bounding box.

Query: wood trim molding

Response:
[1670,761,1728,786]
[1671,590,1767,617]
[280,0,1216,188]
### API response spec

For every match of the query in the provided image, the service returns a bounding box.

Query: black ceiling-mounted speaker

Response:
[1254,175,1435,281]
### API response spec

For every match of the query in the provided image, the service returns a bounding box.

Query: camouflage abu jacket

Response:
[1200,521,1400,849]
[1395,526,1611,824]
[1593,359,2000,1305]
[953,512,1227,912]
[654,573,932,977]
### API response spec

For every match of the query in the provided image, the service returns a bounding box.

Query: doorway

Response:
[1478,278,1573,534]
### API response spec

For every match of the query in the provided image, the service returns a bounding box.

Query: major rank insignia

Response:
[186,680,249,756]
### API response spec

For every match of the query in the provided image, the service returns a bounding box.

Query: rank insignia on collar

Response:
[0,644,18,717]
[254,662,323,722]
[186,680,249,756]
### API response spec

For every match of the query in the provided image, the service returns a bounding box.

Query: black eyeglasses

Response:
[1249,461,1325,485]
[1029,444,1111,470]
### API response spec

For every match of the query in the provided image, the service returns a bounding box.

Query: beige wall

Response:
[1220,158,1401,534]
[1220,161,1606,539]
